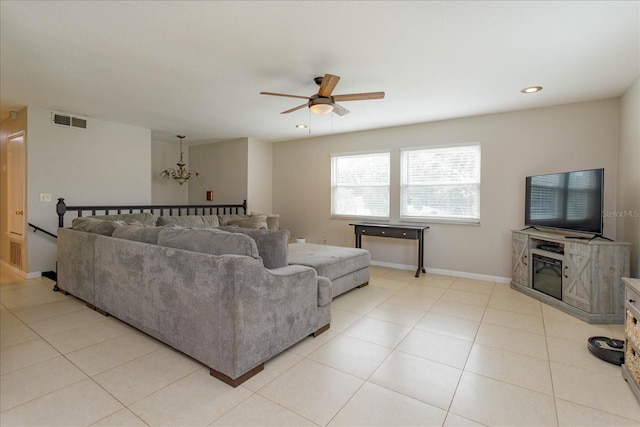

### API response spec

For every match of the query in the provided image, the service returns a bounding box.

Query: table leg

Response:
[415,230,425,277]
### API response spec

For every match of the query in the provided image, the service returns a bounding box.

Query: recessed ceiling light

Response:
[521,86,543,94]
[295,124,307,129]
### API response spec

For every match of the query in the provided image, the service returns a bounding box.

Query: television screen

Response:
[525,168,604,235]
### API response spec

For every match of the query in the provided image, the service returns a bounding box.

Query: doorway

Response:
[6,131,26,270]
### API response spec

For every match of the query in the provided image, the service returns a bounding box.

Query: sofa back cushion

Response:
[92,213,157,226]
[112,225,163,244]
[218,226,289,269]
[157,227,261,260]
[156,215,220,227]
[71,217,124,236]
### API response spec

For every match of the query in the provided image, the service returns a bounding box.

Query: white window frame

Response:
[400,143,481,224]
[331,150,390,219]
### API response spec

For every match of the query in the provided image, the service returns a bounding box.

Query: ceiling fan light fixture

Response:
[309,103,334,114]
[309,97,334,115]
[261,73,382,117]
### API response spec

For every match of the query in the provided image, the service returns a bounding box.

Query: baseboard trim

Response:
[0,260,27,279]
[369,260,510,284]
[370,260,416,271]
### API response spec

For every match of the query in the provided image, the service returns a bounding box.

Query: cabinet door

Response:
[512,232,529,286]
[564,243,592,312]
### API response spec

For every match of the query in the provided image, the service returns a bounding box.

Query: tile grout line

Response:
[441,277,492,426]
[1,280,188,424]
[541,303,562,427]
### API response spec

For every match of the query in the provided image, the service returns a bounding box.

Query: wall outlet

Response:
[322,236,327,244]
[39,193,52,203]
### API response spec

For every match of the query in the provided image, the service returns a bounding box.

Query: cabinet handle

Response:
[381,231,385,235]
[522,255,527,266]
[629,299,636,304]
[564,265,569,279]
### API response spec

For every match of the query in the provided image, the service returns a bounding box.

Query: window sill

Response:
[400,217,481,226]
[330,215,391,222]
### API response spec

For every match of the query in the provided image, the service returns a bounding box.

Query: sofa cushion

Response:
[250,212,280,230]
[71,217,125,236]
[92,213,157,226]
[112,225,163,244]
[156,215,220,227]
[227,215,268,229]
[157,227,261,260]
[218,226,290,269]
[287,243,371,281]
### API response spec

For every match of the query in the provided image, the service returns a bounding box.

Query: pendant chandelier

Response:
[160,135,200,185]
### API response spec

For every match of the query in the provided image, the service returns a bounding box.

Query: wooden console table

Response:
[350,223,429,277]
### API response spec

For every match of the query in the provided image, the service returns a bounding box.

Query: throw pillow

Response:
[250,212,280,230]
[156,215,220,227]
[92,213,157,226]
[157,227,261,260]
[228,215,268,229]
[217,214,251,226]
[71,217,125,236]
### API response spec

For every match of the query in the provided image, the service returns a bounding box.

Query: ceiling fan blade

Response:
[317,74,341,97]
[281,103,308,114]
[332,91,385,102]
[260,92,311,100]
[332,103,350,116]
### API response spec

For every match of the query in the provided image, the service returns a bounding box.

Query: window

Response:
[331,151,390,218]
[401,144,481,222]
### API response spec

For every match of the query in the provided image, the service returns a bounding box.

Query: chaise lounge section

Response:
[288,242,370,298]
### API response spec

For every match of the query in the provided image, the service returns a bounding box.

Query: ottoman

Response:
[288,243,370,298]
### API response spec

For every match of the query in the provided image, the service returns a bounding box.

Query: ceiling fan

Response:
[260,73,385,116]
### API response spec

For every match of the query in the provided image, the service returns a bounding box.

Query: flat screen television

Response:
[525,168,604,236]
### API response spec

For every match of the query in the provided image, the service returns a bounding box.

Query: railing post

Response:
[56,198,67,227]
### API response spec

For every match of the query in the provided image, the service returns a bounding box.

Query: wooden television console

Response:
[511,229,630,324]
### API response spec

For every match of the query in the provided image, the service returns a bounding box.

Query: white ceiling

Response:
[1,1,638,144]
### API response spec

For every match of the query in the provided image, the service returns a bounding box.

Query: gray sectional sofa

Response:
[56,212,369,387]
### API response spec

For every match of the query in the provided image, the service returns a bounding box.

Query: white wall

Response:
[247,137,273,214]
[273,99,621,279]
[618,75,640,277]
[27,106,151,274]
[151,139,188,204]
[188,138,248,205]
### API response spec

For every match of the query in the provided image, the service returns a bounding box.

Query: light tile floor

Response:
[1,265,639,426]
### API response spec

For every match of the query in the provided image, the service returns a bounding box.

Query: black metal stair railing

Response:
[28,222,57,239]
[27,222,57,284]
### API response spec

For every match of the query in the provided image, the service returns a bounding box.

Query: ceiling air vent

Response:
[71,117,87,129]
[52,112,87,130]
